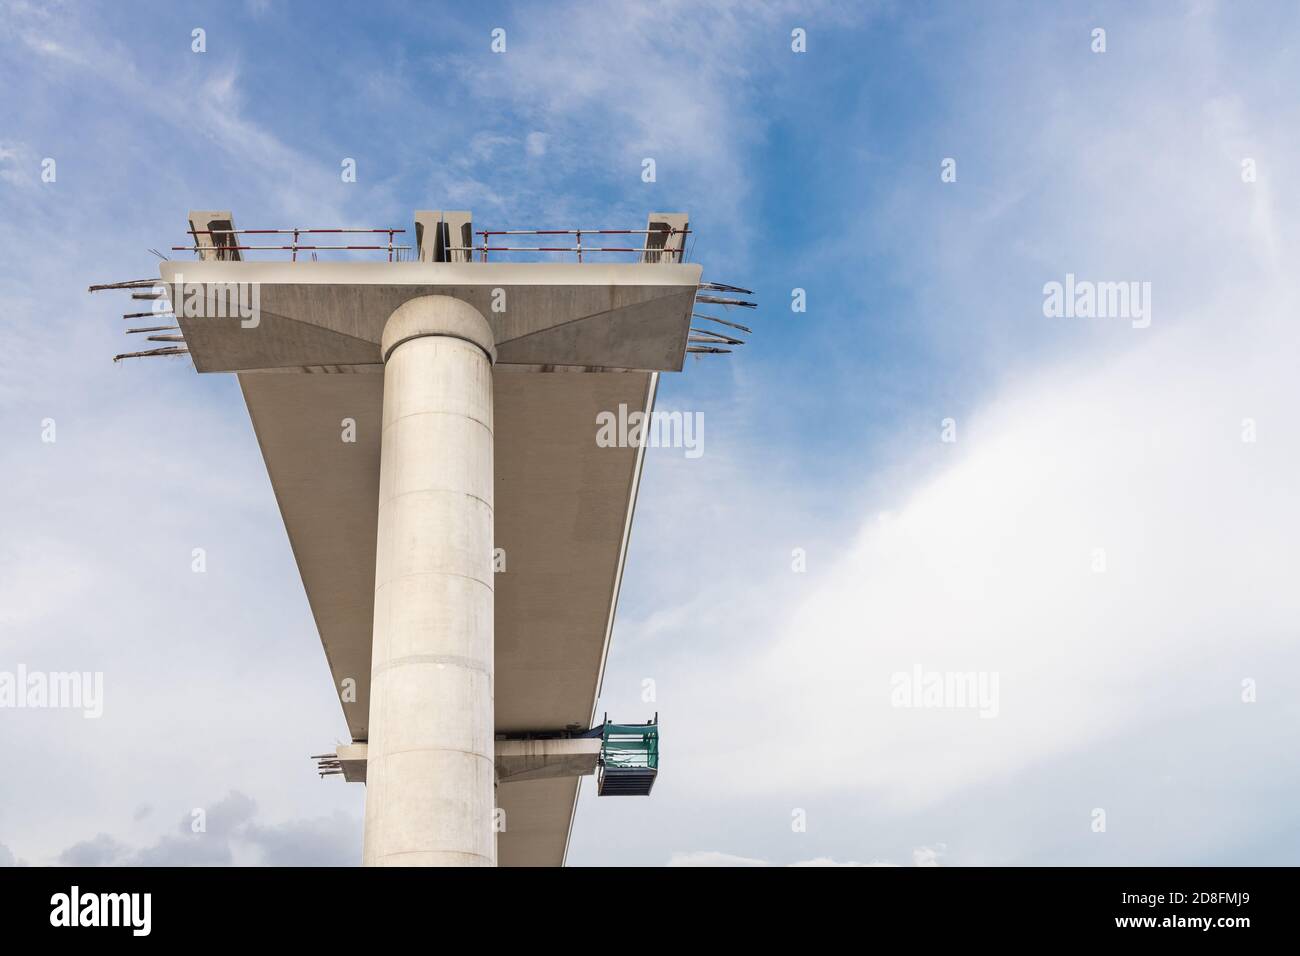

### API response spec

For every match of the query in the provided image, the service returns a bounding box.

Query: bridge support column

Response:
[363,295,497,866]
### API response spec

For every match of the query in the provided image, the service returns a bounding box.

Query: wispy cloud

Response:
[54,791,360,866]
[4,0,1298,870]
[667,846,942,867]
[574,2,1300,866]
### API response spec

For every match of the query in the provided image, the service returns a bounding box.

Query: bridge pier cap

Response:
[381,295,497,365]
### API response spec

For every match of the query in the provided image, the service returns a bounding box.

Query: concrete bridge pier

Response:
[362,295,497,866]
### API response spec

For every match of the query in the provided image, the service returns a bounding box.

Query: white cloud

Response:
[4,0,1298,870]
[1,5,354,226]
[52,791,360,866]
[912,845,945,867]
[787,858,892,868]
[668,849,941,867]
[459,0,865,247]
[582,2,1300,865]
[647,277,1300,841]
[0,141,37,188]
[667,850,768,867]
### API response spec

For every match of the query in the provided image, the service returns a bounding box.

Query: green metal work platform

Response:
[597,715,659,797]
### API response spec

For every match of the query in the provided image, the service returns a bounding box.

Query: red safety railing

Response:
[174,228,412,261]
[172,227,686,263]
[465,228,689,262]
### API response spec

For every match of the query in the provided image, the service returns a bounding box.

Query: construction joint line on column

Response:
[383,408,494,434]
[382,333,497,365]
[371,654,493,678]
[379,487,495,513]
[374,569,494,593]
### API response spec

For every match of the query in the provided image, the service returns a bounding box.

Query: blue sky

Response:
[2,0,1299,866]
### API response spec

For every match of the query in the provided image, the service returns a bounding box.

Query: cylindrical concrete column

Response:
[363,295,497,867]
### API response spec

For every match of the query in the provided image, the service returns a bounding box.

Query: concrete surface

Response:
[363,296,498,867]
[170,210,689,866]
[332,738,603,786]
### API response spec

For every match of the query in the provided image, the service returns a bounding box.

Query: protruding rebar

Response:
[699,281,753,295]
[692,312,752,334]
[690,328,745,346]
[112,347,189,363]
[88,279,158,292]
[695,294,756,309]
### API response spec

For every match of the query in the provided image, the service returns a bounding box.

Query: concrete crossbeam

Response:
[326,738,603,786]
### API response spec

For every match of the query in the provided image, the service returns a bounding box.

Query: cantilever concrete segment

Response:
[331,739,604,786]
[161,260,702,373]
[363,296,497,866]
[166,212,699,865]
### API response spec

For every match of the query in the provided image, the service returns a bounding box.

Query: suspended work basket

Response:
[597,714,659,797]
